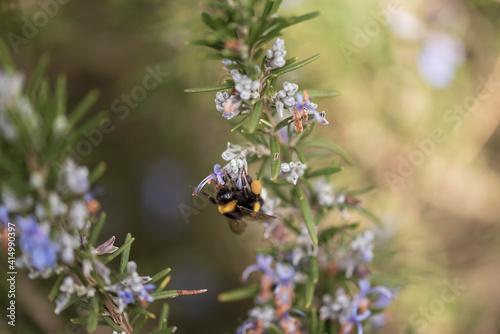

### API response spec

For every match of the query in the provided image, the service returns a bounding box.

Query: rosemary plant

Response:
[0,42,205,333]
[187,1,397,333]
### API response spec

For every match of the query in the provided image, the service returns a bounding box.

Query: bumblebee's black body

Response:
[198,172,275,235]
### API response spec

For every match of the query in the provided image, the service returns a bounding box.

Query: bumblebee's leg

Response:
[197,189,217,205]
[227,173,238,190]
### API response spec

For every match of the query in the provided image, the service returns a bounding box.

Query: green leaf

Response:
[87,296,99,333]
[26,54,50,98]
[67,90,99,127]
[274,116,293,131]
[74,300,90,310]
[248,100,263,133]
[309,256,319,283]
[281,11,320,29]
[0,39,14,70]
[270,135,281,180]
[301,90,339,99]
[184,82,234,93]
[217,284,260,302]
[271,54,319,76]
[294,186,318,244]
[146,328,177,334]
[151,268,172,284]
[282,57,298,67]
[299,140,353,165]
[55,74,67,116]
[154,290,180,299]
[346,186,376,196]
[70,316,89,325]
[132,316,147,334]
[304,166,343,178]
[88,162,107,183]
[120,233,133,274]
[266,325,285,334]
[89,212,106,246]
[48,274,65,302]
[257,157,269,180]
[318,223,359,244]
[270,0,283,15]
[101,236,135,264]
[159,303,170,329]
[230,115,250,132]
[347,206,382,226]
[102,316,124,332]
[293,146,307,164]
[310,308,318,334]
[305,274,314,308]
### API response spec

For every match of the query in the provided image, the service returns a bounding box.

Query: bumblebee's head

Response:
[216,186,233,203]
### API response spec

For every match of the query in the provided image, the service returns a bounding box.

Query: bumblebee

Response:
[193,166,276,235]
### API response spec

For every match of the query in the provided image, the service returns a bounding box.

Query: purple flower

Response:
[192,164,227,196]
[358,279,393,308]
[343,299,371,334]
[138,284,155,303]
[18,216,58,270]
[340,280,394,334]
[242,254,274,282]
[292,92,329,126]
[418,31,464,89]
[274,262,294,292]
[0,205,8,225]
[236,320,257,334]
[118,290,135,305]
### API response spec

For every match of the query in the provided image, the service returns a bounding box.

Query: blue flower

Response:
[294,92,329,124]
[118,290,135,305]
[358,279,393,308]
[341,280,394,334]
[18,216,58,270]
[0,205,8,225]
[418,31,464,89]
[138,284,155,303]
[274,262,294,293]
[192,164,227,196]
[343,299,371,334]
[236,320,258,334]
[242,254,274,282]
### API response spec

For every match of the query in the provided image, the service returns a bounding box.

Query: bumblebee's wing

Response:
[236,205,276,221]
[226,218,248,235]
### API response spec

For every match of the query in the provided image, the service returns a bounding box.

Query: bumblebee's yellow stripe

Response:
[253,202,260,213]
[218,200,237,214]
[251,180,262,195]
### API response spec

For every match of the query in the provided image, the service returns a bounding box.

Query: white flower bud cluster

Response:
[215,91,230,112]
[61,159,90,195]
[280,161,306,185]
[319,289,352,320]
[231,70,260,100]
[266,38,287,69]
[275,81,299,117]
[314,179,335,207]
[55,276,95,314]
[350,231,374,262]
[0,71,39,141]
[222,58,238,71]
[248,305,277,328]
[215,91,242,119]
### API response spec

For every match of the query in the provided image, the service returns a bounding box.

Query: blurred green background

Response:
[1,0,500,333]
